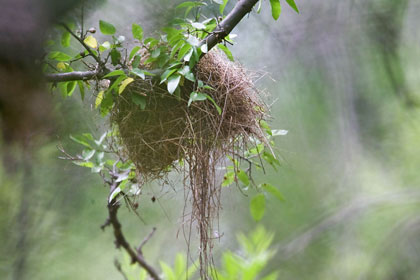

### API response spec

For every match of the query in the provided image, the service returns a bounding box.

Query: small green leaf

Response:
[191,22,206,30]
[110,48,121,66]
[261,183,285,201]
[204,94,222,115]
[129,46,141,60]
[237,170,250,186]
[220,0,229,14]
[99,20,116,35]
[222,171,235,187]
[131,94,147,109]
[48,51,72,61]
[99,41,111,52]
[61,32,71,47]
[217,44,234,61]
[285,0,299,13]
[132,55,141,68]
[84,35,98,48]
[66,81,77,96]
[188,91,207,106]
[95,91,104,108]
[73,161,94,168]
[131,68,146,80]
[151,48,161,58]
[269,0,281,20]
[167,74,181,94]
[178,65,195,82]
[82,149,95,161]
[70,134,92,148]
[132,23,143,41]
[103,70,125,78]
[178,43,192,60]
[118,78,134,94]
[160,69,178,84]
[109,187,121,203]
[250,194,266,221]
[77,81,85,100]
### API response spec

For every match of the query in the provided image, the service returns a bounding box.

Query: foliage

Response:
[43,0,298,278]
[118,226,277,280]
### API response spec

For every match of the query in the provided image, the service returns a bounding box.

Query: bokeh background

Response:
[1,0,420,279]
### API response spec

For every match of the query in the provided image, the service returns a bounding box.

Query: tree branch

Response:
[44,70,100,82]
[106,199,161,280]
[200,0,260,51]
[44,0,259,83]
[60,23,102,65]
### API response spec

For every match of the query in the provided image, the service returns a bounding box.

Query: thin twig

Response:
[60,23,102,65]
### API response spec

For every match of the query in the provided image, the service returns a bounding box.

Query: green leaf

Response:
[118,77,134,94]
[77,81,85,100]
[269,0,281,20]
[129,46,141,60]
[160,69,178,84]
[204,94,222,115]
[262,151,281,168]
[261,183,285,201]
[191,22,206,30]
[66,81,77,96]
[131,94,147,109]
[48,51,72,61]
[237,170,250,186]
[178,65,195,82]
[99,41,111,52]
[132,55,141,68]
[222,171,235,187]
[61,32,71,47]
[285,0,299,13]
[132,23,143,41]
[188,91,207,106]
[250,194,266,221]
[217,44,234,61]
[70,134,92,149]
[82,149,95,161]
[131,68,146,80]
[95,90,104,108]
[110,48,121,66]
[151,48,161,58]
[73,161,94,168]
[84,35,98,48]
[167,74,181,94]
[99,20,116,35]
[260,120,272,135]
[109,187,121,203]
[220,0,229,14]
[176,1,206,9]
[178,43,192,60]
[103,70,125,78]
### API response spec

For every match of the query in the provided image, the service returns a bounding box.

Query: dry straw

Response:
[111,49,267,277]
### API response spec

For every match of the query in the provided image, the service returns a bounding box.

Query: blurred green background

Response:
[1,0,420,279]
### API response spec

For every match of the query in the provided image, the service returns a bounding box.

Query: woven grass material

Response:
[111,50,267,277]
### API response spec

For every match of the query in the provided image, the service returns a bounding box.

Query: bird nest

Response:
[110,49,267,277]
[111,50,266,180]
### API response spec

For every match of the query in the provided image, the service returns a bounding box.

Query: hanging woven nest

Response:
[111,50,266,180]
[110,49,268,277]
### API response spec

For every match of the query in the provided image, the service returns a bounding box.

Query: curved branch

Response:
[107,201,161,280]
[60,23,102,65]
[44,70,100,82]
[44,0,260,83]
[200,0,260,51]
